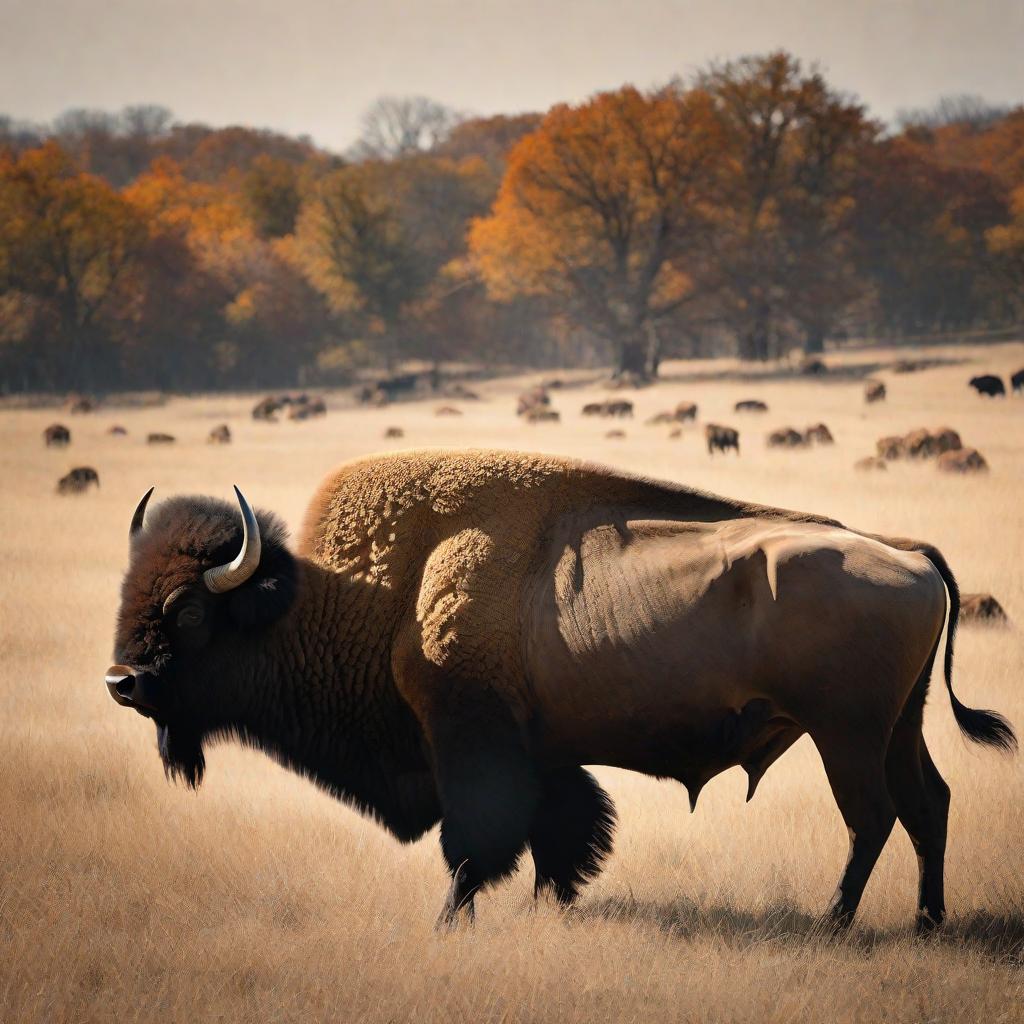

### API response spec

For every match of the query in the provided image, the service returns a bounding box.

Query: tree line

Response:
[2,52,1023,392]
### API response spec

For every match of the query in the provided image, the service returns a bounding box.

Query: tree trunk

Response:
[739,316,770,361]
[804,324,825,354]
[616,334,649,379]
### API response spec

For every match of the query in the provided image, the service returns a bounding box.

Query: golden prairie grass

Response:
[1,344,1023,1023]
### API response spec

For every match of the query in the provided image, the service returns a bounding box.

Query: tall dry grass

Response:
[2,344,1023,1023]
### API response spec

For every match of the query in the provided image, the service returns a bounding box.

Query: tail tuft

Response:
[950,695,1018,752]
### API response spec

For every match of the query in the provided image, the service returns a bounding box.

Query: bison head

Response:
[107,487,297,787]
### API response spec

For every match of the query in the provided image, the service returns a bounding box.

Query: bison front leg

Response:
[814,731,897,929]
[530,766,616,905]
[429,693,540,928]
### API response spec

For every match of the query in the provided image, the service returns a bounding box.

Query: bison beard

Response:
[157,721,206,789]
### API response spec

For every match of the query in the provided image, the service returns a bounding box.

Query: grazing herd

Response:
[44,392,331,498]
[252,393,327,421]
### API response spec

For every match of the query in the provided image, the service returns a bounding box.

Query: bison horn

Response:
[203,485,262,594]
[129,487,155,540]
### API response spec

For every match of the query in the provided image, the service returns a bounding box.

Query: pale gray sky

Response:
[2,0,1023,151]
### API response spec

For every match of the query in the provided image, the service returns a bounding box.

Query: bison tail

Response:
[918,542,1017,752]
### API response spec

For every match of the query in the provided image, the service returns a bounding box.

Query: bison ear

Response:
[226,547,297,629]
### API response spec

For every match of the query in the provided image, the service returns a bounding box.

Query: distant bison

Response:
[799,357,826,376]
[517,386,550,417]
[524,407,560,423]
[960,593,1008,625]
[705,423,739,455]
[734,399,768,413]
[107,425,128,436]
[930,427,962,455]
[674,401,698,422]
[969,375,1005,397]
[767,428,807,448]
[44,423,71,447]
[57,466,99,494]
[435,405,463,417]
[804,423,834,445]
[876,436,905,461]
[582,399,633,418]
[147,432,176,445]
[937,447,988,474]
[384,426,405,439]
[252,396,282,421]
[445,384,480,401]
[1011,368,1024,393]
[207,424,232,444]
[66,396,95,414]
[855,456,887,472]
[864,380,886,404]
[902,428,937,459]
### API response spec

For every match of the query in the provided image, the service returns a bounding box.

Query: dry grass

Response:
[2,343,1024,1023]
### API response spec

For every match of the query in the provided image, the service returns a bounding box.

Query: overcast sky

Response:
[2,0,1023,151]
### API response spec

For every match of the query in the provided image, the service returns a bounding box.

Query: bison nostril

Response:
[115,678,134,698]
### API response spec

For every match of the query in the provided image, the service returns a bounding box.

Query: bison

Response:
[584,399,633,418]
[207,424,232,444]
[876,436,905,461]
[804,423,834,445]
[734,400,768,413]
[705,424,739,455]
[854,456,887,472]
[435,405,463,417]
[960,592,1008,625]
[108,425,128,436]
[66,395,95,414]
[930,427,962,455]
[524,407,560,423]
[107,451,1014,932]
[57,466,99,493]
[767,428,806,448]
[969,374,1005,397]
[799,356,826,375]
[517,387,550,417]
[864,380,886,404]
[937,447,988,473]
[384,426,405,439]
[147,432,176,445]
[44,423,71,447]
[902,428,937,459]
[1011,368,1024,393]
[252,396,282,421]
[674,401,698,422]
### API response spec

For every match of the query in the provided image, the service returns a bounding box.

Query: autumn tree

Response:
[470,86,727,378]
[295,156,491,366]
[0,142,146,388]
[242,155,303,238]
[850,139,1008,334]
[351,96,463,160]
[695,52,876,358]
[987,185,1024,320]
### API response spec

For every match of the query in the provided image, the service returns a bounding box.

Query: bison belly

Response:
[527,517,945,777]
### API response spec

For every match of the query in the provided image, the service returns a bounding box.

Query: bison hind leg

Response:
[530,766,617,906]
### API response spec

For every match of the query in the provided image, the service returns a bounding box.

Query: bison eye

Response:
[176,602,205,629]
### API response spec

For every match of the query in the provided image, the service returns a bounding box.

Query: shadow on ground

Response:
[575,895,1024,962]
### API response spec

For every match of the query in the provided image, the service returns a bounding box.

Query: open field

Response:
[2,343,1024,1023]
